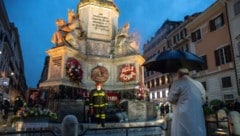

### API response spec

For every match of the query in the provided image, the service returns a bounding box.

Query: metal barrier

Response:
[205,117,232,136]
[0,128,58,136]
[79,124,168,136]
[0,122,167,136]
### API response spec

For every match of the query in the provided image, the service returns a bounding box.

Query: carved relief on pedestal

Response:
[87,41,111,56]
[91,66,109,83]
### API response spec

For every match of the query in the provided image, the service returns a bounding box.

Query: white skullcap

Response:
[178,68,189,74]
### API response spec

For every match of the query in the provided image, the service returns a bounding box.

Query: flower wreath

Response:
[119,64,136,82]
[65,57,83,83]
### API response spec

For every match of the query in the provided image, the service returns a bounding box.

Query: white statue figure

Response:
[229,111,240,135]
[113,23,139,56]
[51,9,85,46]
[217,109,228,128]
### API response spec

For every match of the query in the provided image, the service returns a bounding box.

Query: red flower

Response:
[65,57,83,83]
[119,64,136,82]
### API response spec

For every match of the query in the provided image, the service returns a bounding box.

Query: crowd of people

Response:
[0,96,24,124]
[159,103,170,118]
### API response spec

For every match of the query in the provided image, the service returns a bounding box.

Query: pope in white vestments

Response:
[167,68,206,136]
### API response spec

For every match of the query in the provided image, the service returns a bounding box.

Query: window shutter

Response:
[215,50,220,66]
[209,20,215,31]
[220,13,225,26]
[191,33,196,42]
[197,29,201,39]
[225,45,232,62]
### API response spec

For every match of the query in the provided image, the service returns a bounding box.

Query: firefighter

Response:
[89,82,108,127]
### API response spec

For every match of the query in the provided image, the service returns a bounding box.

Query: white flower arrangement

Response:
[13,106,57,122]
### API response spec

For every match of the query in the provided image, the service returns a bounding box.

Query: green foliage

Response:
[209,99,225,112]
[203,106,215,116]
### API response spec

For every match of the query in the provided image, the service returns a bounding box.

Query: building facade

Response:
[186,1,238,103]
[0,1,27,103]
[143,0,239,103]
[143,20,182,103]
[226,0,240,96]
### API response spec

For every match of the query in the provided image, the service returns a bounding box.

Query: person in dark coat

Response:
[13,96,24,115]
[2,99,10,122]
[164,103,170,114]
[234,98,240,113]
[160,104,165,118]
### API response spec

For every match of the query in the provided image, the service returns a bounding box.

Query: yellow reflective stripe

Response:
[93,93,98,96]
[93,104,106,107]
[93,92,105,96]
[95,114,100,118]
[100,114,106,119]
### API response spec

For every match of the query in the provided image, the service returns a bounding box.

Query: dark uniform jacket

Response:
[89,89,108,108]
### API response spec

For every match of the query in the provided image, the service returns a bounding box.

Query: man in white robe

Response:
[167,68,206,136]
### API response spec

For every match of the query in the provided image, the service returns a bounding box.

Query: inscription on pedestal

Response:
[92,13,110,35]
[50,56,62,79]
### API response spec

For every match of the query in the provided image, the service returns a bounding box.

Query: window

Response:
[151,80,155,88]
[191,29,201,42]
[146,71,150,77]
[157,92,160,98]
[176,34,180,42]
[147,81,150,88]
[224,94,234,100]
[180,44,189,51]
[222,76,232,88]
[214,45,232,66]
[180,28,187,39]
[151,71,154,75]
[234,1,240,15]
[162,90,166,98]
[209,13,224,31]
[167,74,172,84]
[238,42,240,56]
[152,92,155,99]
[156,78,160,86]
[173,36,176,44]
[161,76,166,85]
[167,39,172,47]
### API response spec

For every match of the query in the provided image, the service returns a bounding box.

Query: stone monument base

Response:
[127,100,157,122]
[48,99,85,122]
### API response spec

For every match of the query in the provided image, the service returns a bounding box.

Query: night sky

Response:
[3,0,216,88]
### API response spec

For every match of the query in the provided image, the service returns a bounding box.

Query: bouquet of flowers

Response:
[12,106,57,123]
[65,57,83,83]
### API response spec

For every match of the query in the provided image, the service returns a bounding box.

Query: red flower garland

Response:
[65,57,83,83]
[119,64,136,82]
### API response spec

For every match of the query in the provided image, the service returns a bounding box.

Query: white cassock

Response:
[167,75,206,136]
